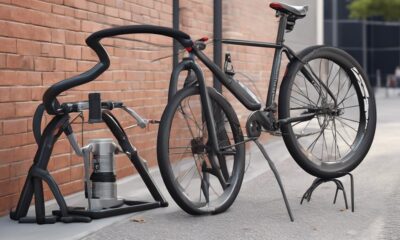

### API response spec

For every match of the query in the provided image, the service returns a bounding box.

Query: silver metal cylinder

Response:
[89,138,116,173]
[86,138,123,210]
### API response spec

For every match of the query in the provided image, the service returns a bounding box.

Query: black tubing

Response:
[192,47,261,111]
[33,103,45,144]
[42,25,193,115]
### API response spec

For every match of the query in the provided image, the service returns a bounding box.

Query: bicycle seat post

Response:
[275,13,288,45]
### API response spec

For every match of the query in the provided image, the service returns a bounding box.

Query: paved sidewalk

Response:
[1,89,400,240]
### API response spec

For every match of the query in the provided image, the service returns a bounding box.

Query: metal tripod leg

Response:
[254,140,294,222]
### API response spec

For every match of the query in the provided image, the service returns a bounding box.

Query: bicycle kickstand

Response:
[253,139,294,222]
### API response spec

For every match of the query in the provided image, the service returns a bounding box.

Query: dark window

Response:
[324,21,333,46]
[337,0,352,20]
[324,0,332,20]
[338,22,363,48]
[368,25,400,48]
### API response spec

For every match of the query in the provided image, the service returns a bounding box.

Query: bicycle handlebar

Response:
[42,25,193,115]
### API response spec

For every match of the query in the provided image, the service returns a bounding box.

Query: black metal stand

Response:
[300,173,354,212]
[10,111,168,224]
[253,140,294,222]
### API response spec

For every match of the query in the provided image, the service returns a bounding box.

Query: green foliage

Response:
[348,0,400,21]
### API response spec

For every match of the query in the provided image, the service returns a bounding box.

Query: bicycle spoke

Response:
[335,127,353,148]
[337,116,359,124]
[291,95,313,107]
[306,122,328,152]
[340,104,360,110]
[332,118,341,160]
[293,81,318,106]
[336,117,358,132]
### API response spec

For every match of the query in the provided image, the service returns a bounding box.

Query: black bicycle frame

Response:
[221,14,292,109]
[168,14,339,153]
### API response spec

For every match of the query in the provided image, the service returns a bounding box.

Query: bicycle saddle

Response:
[269,2,308,18]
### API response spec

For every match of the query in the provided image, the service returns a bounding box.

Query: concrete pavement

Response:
[1,90,399,240]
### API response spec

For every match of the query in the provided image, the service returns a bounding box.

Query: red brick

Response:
[12,144,37,162]
[59,179,83,196]
[0,164,10,180]
[0,88,11,102]
[105,6,119,17]
[70,164,83,181]
[6,54,34,70]
[52,4,74,16]
[65,45,82,59]
[15,102,38,117]
[53,15,81,31]
[0,102,15,119]
[31,86,46,100]
[34,57,55,71]
[0,132,34,148]
[3,118,28,135]
[51,29,66,44]
[0,71,42,86]
[81,47,98,61]
[50,154,71,171]
[81,20,104,32]
[0,21,52,42]
[32,0,52,12]
[52,168,70,185]
[65,31,86,45]
[0,178,18,197]
[16,39,41,56]
[41,43,64,58]
[0,53,5,68]
[64,0,88,10]
[0,195,12,213]
[0,37,16,53]
[0,87,31,102]
[9,160,31,177]
[55,58,77,72]
[74,9,88,19]
[42,72,65,85]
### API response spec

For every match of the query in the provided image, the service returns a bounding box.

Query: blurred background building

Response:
[324,0,400,87]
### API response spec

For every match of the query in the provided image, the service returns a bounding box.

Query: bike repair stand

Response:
[300,173,354,212]
[10,95,168,224]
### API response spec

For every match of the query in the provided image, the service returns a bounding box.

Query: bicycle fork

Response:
[189,61,230,190]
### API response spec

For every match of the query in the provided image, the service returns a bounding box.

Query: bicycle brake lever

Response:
[121,106,148,128]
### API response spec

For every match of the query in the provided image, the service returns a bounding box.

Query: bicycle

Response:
[156,2,377,215]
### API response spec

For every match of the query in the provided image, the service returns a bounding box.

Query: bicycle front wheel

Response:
[279,47,377,178]
[157,86,245,215]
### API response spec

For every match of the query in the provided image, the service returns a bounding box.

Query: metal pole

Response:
[362,19,368,71]
[332,0,338,47]
[213,0,222,93]
[173,0,179,68]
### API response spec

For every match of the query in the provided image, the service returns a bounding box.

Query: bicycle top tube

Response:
[42,25,193,115]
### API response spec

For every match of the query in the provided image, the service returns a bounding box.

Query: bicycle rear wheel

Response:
[279,47,376,178]
[157,86,245,215]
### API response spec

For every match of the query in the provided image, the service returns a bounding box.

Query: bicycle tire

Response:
[157,86,245,215]
[279,46,377,178]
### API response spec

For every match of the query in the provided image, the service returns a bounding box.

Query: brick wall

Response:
[0,0,278,216]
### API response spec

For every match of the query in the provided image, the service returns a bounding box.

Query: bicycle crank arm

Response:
[278,113,315,125]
